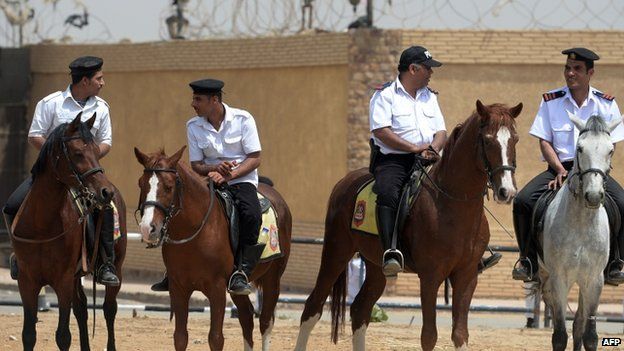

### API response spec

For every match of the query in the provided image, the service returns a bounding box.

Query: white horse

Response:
[540,114,622,351]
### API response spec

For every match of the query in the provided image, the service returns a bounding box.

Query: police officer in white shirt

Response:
[369,46,447,276]
[2,56,119,286]
[512,48,624,285]
[151,79,263,295]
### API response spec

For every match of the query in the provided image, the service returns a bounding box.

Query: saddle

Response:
[532,187,621,260]
[351,162,432,236]
[215,187,274,258]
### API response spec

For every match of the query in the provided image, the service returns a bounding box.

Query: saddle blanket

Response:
[257,192,281,261]
[351,179,379,235]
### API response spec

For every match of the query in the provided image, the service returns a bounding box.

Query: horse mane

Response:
[30,121,95,180]
[583,115,609,134]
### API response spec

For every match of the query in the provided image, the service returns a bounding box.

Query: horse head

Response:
[568,114,621,208]
[134,145,186,245]
[475,100,523,204]
[33,112,113,205]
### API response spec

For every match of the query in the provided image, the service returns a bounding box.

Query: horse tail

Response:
[258,176,274,187]
[330,267,347,344]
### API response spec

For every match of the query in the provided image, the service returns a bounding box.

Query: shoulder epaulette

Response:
[95,96,110,108]
[374,81,392,91]
[593,91,615,101]
[542,90,566,102]
[186,116,201,127]
[427,87,439,95]
[42,91,62,102]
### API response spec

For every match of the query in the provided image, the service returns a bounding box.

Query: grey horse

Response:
[540,114,622,351]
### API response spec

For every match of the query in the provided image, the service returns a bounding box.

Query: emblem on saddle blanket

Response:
[257,192,282,261]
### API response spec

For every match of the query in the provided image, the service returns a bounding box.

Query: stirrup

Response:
[382,249,404,276]
[605,259,624,286]
[227,270,250,293]
[512,258,534,282]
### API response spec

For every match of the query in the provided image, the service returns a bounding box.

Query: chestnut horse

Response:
[134,146,291,351]
[11,113,127,351]
[295,100,522,351]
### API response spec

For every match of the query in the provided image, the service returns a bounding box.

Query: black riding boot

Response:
[606,234,624,285]
[228,243,266,295]
[2,210,18,280]
[511,212,536,281]
[151,274,169,292]
[377,205,403,277]
[96,207,120,286]
[479,249,502,273]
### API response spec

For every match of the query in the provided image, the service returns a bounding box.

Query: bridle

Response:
[567,129,611,197]
[417,123,516,201]
[58,135,106,209]
[137,167,214,248]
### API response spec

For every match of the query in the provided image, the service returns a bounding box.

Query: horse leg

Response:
[205,283,227,351]
[104,282,121,351]
[53,281,74,351]
[294,237,354,351]
[580,278,603,351]
[18,281,41,351]
[548,278,569,351]
[449,267,479,350]
[257,267,283,351]
[231,294,255,350]
[349,257,386,351]
[170,284,192,351]
[72,277,90,351]
[419,274,445,351]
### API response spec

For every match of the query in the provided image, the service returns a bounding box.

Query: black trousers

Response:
[4,176,32,216]
[372,153,415,209]
[513,161,624,262]
[229,182,262,247]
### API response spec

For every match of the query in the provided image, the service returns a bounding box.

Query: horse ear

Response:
[607,117,623,133]
[134,147,149,166]
[86,112,97,129]
[476,100,490,122]
[67,112,83,134]
[509,103,523,119]
[167,145,187,167]
[568,113,586,132]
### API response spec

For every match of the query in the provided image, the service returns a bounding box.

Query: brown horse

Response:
[294,100,522,351]
[134,146,292,351]
[11,113,127,351]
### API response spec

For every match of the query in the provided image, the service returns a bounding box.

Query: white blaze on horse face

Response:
[294,313,320,351]
[496,126,516,200]
[139,174,159,242]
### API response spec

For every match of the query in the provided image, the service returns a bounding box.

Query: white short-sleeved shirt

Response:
[186,103,262,187]
[529,85,624,162]
[28,85,112,146]
[369,77,446,154]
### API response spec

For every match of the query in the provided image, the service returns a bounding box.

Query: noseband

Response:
[479,134,516,189]
[137,167,214,248]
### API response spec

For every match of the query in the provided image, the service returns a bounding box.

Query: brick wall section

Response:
[401,30,624,64]
[29,33,349,73]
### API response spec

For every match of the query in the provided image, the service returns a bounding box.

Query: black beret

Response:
[189,79,224,94]
[562,48,600,62]
[399,46,442,70]
[68,56,103,74]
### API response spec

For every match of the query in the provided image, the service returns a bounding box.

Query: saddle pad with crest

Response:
[70,188,121,241]
[351,167,429,235]
[257,192,282,262]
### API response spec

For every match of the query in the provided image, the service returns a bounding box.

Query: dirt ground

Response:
[0,312,622,351]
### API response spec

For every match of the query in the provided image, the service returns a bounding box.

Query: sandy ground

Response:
[0,312,623,351]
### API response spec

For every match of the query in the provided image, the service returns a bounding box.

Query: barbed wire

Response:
[2,0,624,47]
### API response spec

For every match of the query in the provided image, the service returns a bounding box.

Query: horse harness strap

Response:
[479,135,516,189]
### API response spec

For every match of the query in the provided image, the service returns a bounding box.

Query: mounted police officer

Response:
[512,48,624,285]
[151,79,264,295]
[2,56,119,286]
